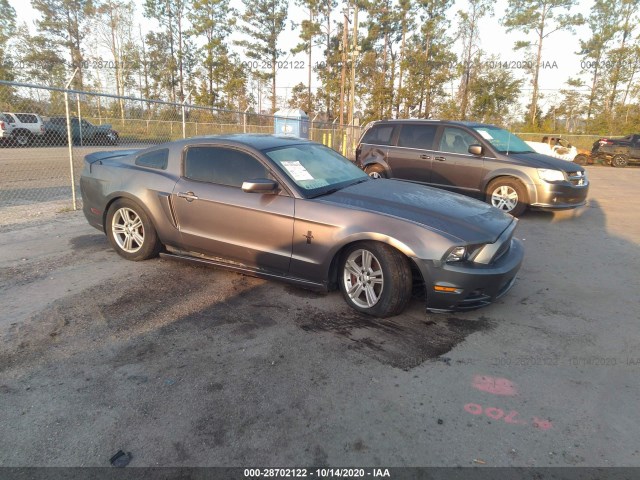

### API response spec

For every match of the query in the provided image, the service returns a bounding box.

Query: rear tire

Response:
[365,164,387,179]
[338,242,412,318]
[13,130,32,148]
[611,154,628,168]
[486,178,528,217]
[106,199,162,261]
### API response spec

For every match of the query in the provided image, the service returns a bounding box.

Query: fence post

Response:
[64,68,79,211]
[182,103,186,139]
[77,94,83,146]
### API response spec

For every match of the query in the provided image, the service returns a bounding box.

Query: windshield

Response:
[265,143,368,197]
[473,126,534,154]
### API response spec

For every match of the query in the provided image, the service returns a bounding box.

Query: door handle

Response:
[420,154,431,160]
[435,156,446,162]
[177,191,198,202]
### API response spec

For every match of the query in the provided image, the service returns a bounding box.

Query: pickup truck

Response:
[0,113,16,145]
[591,134,640,167]
[43,116,119,146]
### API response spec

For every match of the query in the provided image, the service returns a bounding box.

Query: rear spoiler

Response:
[84,149,141,165]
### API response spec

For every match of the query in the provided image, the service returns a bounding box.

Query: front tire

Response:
[486,178,528,217]
[106,199,161,261]
[611,154,628,168]
[338,242,412,318]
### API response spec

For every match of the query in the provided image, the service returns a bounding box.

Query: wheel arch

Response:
[102,192,157,235]
[483,172,536,206]
[326,236,426,292]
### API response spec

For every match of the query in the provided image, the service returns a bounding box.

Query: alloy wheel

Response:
[343,249,384,308]
[111,207,145,253]
[491,185,518,212]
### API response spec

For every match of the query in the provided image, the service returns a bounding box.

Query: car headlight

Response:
[444,244,486,263]
[445,246,467,263]
[538,168,565,182]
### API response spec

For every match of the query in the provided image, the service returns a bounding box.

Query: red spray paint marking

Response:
[463,403,552,430]
[532,417,553,431]
[472,375,518,396]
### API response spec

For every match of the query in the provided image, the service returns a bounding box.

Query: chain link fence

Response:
[0,80,363,224]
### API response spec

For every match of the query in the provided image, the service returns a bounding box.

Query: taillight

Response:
[0,121,4,130]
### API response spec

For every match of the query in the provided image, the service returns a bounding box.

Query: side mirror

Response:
[241,178,279,194]
[468,144,483,156]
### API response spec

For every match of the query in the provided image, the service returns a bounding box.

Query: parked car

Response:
[2,112,46,147]
[43,116,119,146]
[80,135,523,317]
[0,113,16,145]
[591,134,640,167]
[356,120,589,216]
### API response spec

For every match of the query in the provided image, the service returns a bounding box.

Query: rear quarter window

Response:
[135,149,169,170]
[361,125,394,146]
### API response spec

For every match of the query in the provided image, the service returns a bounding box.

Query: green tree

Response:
[578,0,618,125]
[556,77,586,132]
[286,81,315,110]
[502,0,583,127]
[144,0,188,102]
[94,0,137,121]
[403,0,456,118]
[0,0,16,83]
[603,0,639,126]
[188,0,236,107]
[468,55,523,124]
[236,0,288,113]
[456,0,493,119]
[31,0,96,89]
[291,0,337,115]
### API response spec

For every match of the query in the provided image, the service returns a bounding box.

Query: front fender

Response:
[482,168,538,204]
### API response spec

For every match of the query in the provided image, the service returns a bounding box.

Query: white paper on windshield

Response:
[281,161,314,181]
[477,130,493,140]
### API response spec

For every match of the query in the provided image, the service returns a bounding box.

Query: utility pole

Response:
[339,8,349,125]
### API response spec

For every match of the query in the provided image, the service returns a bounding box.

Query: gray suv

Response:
[355,120,589,216]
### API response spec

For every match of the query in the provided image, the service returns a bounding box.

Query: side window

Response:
[439,127,479,155]
[136,149,169,170]
[185,147,268,187]
[16,114,36,123]
[397,125,437,149]
[361,125,394,145]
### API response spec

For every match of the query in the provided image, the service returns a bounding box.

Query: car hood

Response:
[317,179,514,244]
[506,151,582,171]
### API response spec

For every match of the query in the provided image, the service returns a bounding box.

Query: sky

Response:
[8,0,596,112]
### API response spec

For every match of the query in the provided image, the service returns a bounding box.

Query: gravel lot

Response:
[1,167,639,468]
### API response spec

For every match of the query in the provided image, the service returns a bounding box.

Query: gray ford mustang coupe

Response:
[80,134,524,317]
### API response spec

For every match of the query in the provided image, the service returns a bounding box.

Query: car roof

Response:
[175,133,313,151]
[368,119,498,129]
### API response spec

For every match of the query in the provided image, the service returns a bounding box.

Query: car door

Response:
[430,126,487,195]
[171,145,295,275]
[386,123,438,183]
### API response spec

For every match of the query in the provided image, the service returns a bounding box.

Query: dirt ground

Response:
[1,167,639,468]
